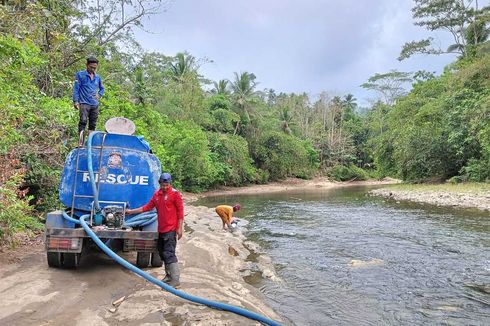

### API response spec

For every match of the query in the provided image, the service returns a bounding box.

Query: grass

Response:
[386,182,490,193]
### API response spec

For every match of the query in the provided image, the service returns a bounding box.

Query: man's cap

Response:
[87,56,99,64]
[233,204,241,211]
[159,172,172,183]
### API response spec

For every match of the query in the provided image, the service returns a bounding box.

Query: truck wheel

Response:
[47,252,62,268]
[136,252,150,268]
[62,253,81,268]
[151,251,163,267]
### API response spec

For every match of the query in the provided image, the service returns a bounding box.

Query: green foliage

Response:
[327,164,368,181]
[461,158,490,182]
[370,54,490,182]
[399,0,490,60]
[361,70,414,105]
[159,122,219,192]
[0,36,46,154]
[0,174,43,245]
[252,131,318,181]
[0,36,72,212]
[208,133,256,186]
[209,109,240,133]
[204,94,240,133]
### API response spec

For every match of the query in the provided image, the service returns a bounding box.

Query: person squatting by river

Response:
[215,204,241,231]
[72,56,105,143]
[126,172,184,288]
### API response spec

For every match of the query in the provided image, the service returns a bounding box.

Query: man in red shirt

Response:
[126,172,184,287]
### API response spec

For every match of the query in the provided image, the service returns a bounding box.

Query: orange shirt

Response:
[215,205,233,223]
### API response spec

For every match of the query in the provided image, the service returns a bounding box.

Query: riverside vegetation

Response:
[0,0,489,245]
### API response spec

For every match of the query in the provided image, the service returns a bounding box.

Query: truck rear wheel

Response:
[62,253,81,268]
[47,252,62,268]
[136,252,150,268]
[151,251,163,267]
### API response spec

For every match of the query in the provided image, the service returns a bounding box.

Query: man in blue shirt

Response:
[72,56,105,140]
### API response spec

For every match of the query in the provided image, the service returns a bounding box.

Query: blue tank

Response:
[59,132,161,213]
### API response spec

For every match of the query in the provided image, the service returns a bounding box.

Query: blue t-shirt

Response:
[72,70,105,106]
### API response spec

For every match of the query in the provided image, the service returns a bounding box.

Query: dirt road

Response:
[0,205,282,326]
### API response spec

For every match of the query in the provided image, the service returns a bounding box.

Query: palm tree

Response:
[212,79,230,95]
[230,71,258,123]
[169,52,197,82]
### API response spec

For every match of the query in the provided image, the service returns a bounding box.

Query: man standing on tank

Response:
[72,56,104,143]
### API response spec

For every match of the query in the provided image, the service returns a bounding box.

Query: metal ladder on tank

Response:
[69,131,107,220]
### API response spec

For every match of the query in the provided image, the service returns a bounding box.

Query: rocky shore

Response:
[369,187,490,211]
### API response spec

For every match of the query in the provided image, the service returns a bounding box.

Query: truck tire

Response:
[62,253,81,268]
[47,252,62,268]
[136,252,150,268]
[151,251,163,267]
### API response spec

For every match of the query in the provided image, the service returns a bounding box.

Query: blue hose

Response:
[86,131,101,212]
[65,131,283,325]
[78,215,282,325]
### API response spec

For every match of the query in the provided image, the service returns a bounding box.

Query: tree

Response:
[169,52,198,81]
[212,79,230,95]
[361,70,414,105]
[399,0,490,60]
[0,0,165,95]
[229,71,259,134]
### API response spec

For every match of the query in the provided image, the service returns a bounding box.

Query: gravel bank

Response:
[369,188,490,211]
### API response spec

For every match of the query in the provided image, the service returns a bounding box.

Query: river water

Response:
[196,186,490,326]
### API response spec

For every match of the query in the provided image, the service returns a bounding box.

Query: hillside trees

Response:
[371,55,490,182]
[399,0,490,60]
[0,0,163,96]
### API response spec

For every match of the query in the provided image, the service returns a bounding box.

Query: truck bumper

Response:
[45,228,158,253]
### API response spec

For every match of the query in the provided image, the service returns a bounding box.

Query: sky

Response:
[133,0,468,106]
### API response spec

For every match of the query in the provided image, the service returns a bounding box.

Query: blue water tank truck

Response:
[44,120,162,268]
[43,120,284,326]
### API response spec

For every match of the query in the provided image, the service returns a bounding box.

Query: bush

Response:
[0,174,42,246]
[208,132,256,186]
[157,122,220,192]
[252,131,318,181]
[461,158,490,182]
[327,164,368,181]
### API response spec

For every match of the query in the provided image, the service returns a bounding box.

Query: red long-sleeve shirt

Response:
[142,187,184,233]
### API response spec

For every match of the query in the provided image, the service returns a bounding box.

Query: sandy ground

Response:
[369,188,490,211]
[0,203,282,325]
[196,177,400,198]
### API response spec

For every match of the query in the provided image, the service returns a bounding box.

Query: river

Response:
[196,186,490,326]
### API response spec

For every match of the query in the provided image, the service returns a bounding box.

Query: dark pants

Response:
[78,104,100,132]
[157,231,178,265]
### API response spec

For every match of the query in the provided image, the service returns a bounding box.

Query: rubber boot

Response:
[162,264,171,283]
[167,262,180,288]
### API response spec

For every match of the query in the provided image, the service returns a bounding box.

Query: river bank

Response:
[0,203,283,325]
[369,183,490,211]
[194,176,400,199]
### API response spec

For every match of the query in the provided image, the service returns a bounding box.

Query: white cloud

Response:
[133,0,480,105]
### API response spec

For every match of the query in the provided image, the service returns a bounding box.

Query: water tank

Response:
[59,132,161,212]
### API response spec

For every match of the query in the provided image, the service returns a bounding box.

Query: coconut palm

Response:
[212,79,230,95]
[169,52,197,82]
[229,72,258,122]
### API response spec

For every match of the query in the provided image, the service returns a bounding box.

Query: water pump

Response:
[103,205,125,229]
